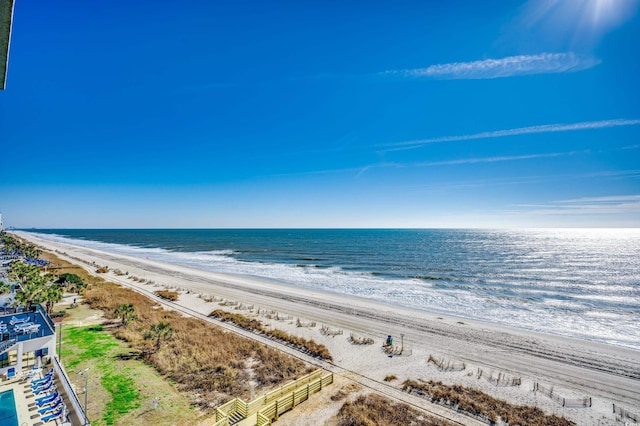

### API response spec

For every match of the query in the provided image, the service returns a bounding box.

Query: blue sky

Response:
[1,0,639,228]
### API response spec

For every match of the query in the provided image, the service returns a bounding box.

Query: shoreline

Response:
[21,231,640,353]
[14,231,640,425]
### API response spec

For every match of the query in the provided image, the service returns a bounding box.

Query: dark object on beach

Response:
[385,335,393,346]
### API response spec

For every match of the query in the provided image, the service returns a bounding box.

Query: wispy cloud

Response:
[381,118,640,152]
[513,195,640,216]
[382,52,600,80]
[355,150,582,178]
[557,195,640,204]
[414,152,568,167]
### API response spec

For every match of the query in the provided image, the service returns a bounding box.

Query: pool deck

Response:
[1,370,62,426]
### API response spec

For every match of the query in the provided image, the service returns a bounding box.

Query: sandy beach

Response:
[15,231,640,425]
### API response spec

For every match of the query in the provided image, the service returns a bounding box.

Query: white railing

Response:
[52,355,90,425]
[0,338,16,355]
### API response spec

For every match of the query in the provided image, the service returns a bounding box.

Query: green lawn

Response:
[60,322,205,426]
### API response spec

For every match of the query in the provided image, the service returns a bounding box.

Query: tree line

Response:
[1,234,86,314]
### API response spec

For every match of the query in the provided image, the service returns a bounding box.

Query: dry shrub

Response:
[336,394,451,426]
[384,375,397,382]
[402,380,574,426]
[211,310,265,332]
[331,389,349,401]
[96,266,109,273]
[265,329,332,361]
[154,290,179,301]
[210,310,333,361]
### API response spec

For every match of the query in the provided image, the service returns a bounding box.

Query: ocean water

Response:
[25,229,640,350]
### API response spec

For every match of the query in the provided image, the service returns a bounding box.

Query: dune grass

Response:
[210,309,333,361]
[84,281,313,404]
[403,379,574,425]
[154,290,179,301]
[336,393,452,426]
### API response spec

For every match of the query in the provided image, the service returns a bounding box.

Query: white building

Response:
[0,306,57,377]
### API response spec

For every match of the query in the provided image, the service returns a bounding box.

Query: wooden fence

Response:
[213,369,333,426]
[613,403,638,422]
[533,383,591,407]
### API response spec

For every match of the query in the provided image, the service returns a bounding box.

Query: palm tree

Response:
[14,275,46,311]
[114,304,137,326]
[0,281,10,296]
[8,261,40,286]
[144,322,173,352]
[43,284,64,315]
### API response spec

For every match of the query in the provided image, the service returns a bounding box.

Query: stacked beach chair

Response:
[8,315,41,335]
[28,368,68,424]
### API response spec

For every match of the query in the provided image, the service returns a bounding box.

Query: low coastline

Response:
[14,231,640,425]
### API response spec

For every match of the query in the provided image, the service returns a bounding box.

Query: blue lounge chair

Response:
[31,373,53,385]
[37,396,61,409]
[31,370,54,385]
[35,391,59,405]
[6,367,15,379]
[41,406,64,423]
[33,368,54,380]
[32,378,53,391]
[38,399,63,415]
[32,381,55,395]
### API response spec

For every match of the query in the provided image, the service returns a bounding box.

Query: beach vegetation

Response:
[336,393,452,426]
[56,272,86,293]
[96,266,109,273]
[384,374,397,382]
[145,321,174,352]
[154,290,179,301]
[210,309,333,361]
[402,379,574,425]
[42,283,64,314]
[114,303,137,326]
[82,281,312,406]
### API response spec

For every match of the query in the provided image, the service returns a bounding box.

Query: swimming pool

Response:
[0,389,18,426]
